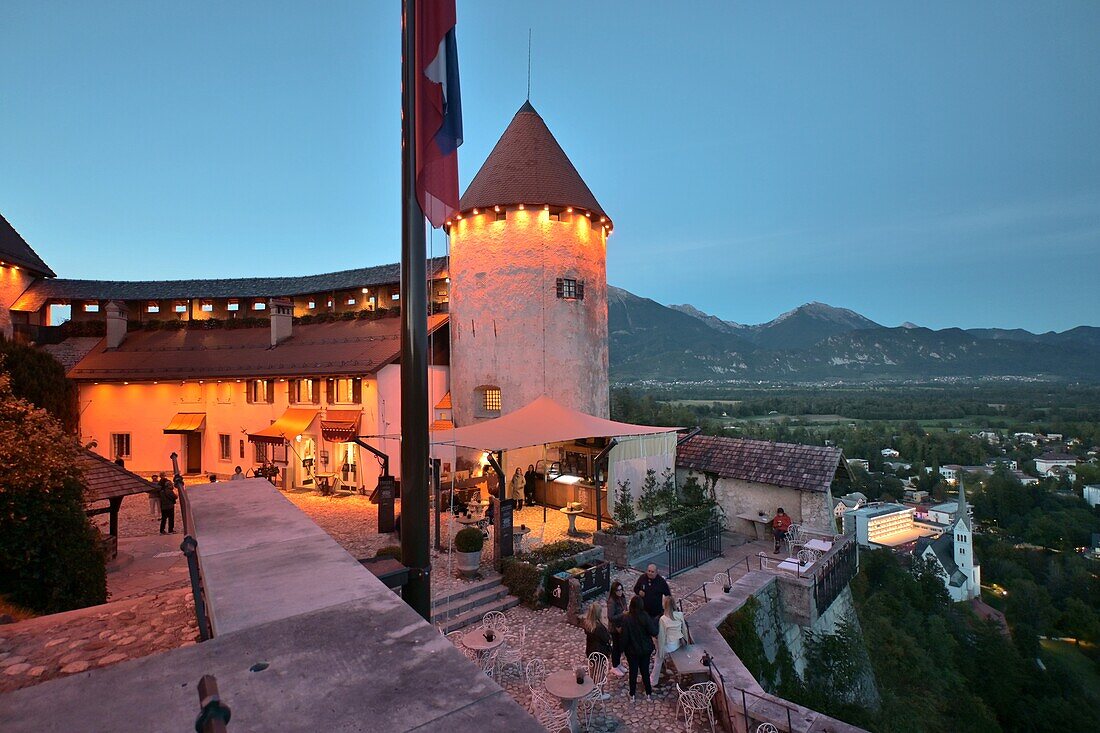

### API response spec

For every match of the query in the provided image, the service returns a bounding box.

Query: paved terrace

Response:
[0,479,540,733]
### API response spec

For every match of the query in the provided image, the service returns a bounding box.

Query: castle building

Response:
[0,102,619,494]
[915,480,981,601]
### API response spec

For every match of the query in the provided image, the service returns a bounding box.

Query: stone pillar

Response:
[270,298,293,346]
[105,300,128,349]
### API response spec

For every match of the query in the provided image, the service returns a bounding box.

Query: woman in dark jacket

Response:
[523,464,538,507]
[621,595,658,700]
[606,581,628,674]
[582,603,612,659]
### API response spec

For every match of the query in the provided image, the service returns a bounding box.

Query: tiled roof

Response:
[677,434,844,493]
[40,337,103,371]
[78,449,157,503]
[458,101,608,220]
[1036,452,1076,461]
[11,257,449,312]
[916,532,958,578]
[67,314,448,381]
[435,391,452,410]
[0,213,55,277]
[430,418,455,432]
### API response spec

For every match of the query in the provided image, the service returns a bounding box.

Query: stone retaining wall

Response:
[593,521,668,567]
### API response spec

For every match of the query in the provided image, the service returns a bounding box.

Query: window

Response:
[307,300,316,310]
[110,433,131,460]
[247,379,275,404]
[391,293,400,301]
[252,300,267,311]
[254,441,268,463]
[549,211,561,222]
[328,378,362,405]
[83,302,100,313]
[327,299,334,308]
[218,434,232,461]
[475,386,501,417]
[201,301,214,312]
[346,297,357,306]
[147,302,160,314]
[495,208,506,222]
[290,378,319,404]
[556,278,584,300]
[174,302,187,313]
[227,300,239,312]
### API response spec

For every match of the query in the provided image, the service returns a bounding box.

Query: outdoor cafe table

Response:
[804,538,832,553]
[777,557,815,575]
[559,507,584,536]
[460,627,504,664]
[456,515,483,527]
[544,669,595,733]
[512,526,531,552]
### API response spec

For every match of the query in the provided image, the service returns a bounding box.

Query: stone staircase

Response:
[430,572,520,633]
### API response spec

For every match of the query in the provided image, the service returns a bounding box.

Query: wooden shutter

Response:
[352,378,362,404]
[288,379,298,404]
[266,380,275,404]
[555,278,564,298]
[311,379,320,404]
[326,378,335,404]
[576,280,585,300]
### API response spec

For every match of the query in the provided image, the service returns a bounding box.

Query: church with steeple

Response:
[915,480,982,601]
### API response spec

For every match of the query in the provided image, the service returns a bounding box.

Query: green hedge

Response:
[501,558,541,606]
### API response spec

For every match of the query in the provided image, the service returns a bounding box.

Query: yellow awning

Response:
[163,413,206,434]
[248,408,318,445]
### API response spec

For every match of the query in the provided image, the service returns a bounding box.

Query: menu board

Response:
[496,498,515,560]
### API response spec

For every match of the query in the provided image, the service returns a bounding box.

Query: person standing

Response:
[524,464,538,507]
[582,603,613,659]
[158,478,177,534]
[510,467,525,511]
[147,474,162,519]
[607,580,628,676]
[650,595,686,686]
[621,595,658,701]
[633,563,671,620]
[772,507,792,554]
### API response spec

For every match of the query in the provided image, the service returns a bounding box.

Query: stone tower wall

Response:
[449,208,609,424]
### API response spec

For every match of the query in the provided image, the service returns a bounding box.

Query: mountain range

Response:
[608,286,1100,383]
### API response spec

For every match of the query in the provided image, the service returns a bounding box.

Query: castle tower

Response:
[447,102,611,424]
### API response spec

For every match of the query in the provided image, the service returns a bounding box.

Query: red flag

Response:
[415,0,463,228]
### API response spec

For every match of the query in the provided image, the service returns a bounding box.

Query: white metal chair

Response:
[796,548,821,568]
[446,631,477,662]
[477,646,500,678]
[786,523,806,553]
[756,724,779,733]
[580,651,610,729]
[481,610,508,632]
[676,681,718,732]
[525,658,548,693]
[525,521,547,552]
[713,572,731,591]
[496,623,526,679]
[531,688,571,733]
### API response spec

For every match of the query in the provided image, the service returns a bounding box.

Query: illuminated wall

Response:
[0,266,35,338]
[448,208,609,424]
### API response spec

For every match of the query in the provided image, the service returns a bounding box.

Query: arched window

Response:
[475,385,501,418]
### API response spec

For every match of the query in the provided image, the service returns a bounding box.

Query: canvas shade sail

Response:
[163,413,206,434]
[248,408,318,445]
[431,396,678,452]
[320,410,362,443]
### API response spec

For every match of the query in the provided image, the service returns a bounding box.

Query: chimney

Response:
[270,297,293,346]
[105,300,128,349]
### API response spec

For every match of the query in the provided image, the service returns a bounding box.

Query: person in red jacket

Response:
[772,508,792,553]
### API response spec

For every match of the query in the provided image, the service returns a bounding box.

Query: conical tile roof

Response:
[458,101,608,220]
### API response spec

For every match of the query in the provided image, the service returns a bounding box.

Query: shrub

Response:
[501,558,541,606]
[375,545,402,562]
[637,469,661,517]
[656,467,678,513]
[668,503,717,537]
[681,474,706,505]
[454,527,484,553]
[0,370,106,613]
[518,540,592,565]
[612,478,636,527]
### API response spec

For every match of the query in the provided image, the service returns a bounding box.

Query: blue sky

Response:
[2,1,1098,332]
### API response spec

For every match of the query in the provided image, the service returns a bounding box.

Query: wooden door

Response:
[186,432,202,474]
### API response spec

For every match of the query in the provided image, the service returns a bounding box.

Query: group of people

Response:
[508,465,540,511]
[581,563,685,701]
[145,473,178,534]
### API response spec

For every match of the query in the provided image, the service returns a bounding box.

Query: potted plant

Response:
[454,527,484,577]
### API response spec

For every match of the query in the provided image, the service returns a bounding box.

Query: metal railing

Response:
[813,536,858,616]
[707,656,798,733]
[667,522,723,578]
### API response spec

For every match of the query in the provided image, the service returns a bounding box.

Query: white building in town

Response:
[915,481,980,602]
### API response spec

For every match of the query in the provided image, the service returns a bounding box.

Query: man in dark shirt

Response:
[633,563,671,619]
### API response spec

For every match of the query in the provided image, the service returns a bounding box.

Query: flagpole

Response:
[400,0,432,620]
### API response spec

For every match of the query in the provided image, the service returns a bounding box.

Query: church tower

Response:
[952,479,981,600]
[447,102,611,425]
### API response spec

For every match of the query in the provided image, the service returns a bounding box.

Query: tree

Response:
[0,339,78,432]
[0,370,106,613]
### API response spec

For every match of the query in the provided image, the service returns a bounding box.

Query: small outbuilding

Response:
[79,449,158,559]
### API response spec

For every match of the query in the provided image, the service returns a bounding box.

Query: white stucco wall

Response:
[677,469,836,534]
[448,208,609,425]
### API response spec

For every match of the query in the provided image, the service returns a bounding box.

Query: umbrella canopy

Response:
[432,396,678,452]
